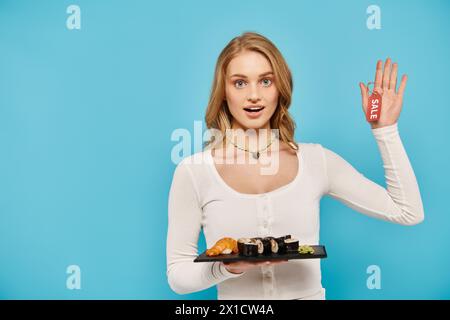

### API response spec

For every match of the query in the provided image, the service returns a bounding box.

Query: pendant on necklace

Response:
[252,151,260,159]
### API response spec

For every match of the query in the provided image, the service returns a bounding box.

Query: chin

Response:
[240,119,269,130]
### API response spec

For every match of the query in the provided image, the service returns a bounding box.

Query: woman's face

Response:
[224,50,279,131]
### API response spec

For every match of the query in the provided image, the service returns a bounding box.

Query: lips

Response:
[243,105,265,119]
[243,105,265,112]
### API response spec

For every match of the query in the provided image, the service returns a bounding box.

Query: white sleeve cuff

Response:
[371,123,399,139]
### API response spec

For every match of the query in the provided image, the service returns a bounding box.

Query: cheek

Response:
[225,86,245,108]
[265,87,279,109]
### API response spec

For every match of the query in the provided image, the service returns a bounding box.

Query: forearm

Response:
[324,123,424,225]
[167,256,242,295]
[370,123,424,224]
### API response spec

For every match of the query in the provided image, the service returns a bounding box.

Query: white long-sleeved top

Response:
[166,123,424,300]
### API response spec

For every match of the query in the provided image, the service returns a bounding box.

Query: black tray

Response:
[194,245,327,262]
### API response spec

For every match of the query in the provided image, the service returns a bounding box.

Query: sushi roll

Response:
[279,235,291,241]
[240,243,258,257]
[270,238,279,254]
[262,237,273,255]
[250,238,264,254]
[275,237,287,254]
[237,238,252,253]
[284,238,299,252]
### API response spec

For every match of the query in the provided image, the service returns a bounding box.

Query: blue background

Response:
[0,0,449,299]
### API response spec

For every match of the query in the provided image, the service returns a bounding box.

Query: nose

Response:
[247,82,261,103]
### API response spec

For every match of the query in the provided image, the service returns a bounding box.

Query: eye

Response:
[234,80,246,89]
[261,78,272,87]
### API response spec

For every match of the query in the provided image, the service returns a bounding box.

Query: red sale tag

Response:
[366,87,382,122]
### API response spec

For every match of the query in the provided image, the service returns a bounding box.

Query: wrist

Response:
[370,121,397,129]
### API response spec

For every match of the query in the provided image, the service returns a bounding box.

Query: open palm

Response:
[359,58,408,129]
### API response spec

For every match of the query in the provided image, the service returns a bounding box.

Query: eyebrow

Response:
[229,71,274,79]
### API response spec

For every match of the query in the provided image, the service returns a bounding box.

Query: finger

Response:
[270,259,289,263]
[382,58,391,90]
[389,62,398,91]
[271,260,289,264]
[398,74,408,97]
[260,260,284,265]
[359,82,368,112]
[250,261,270,266]
[374,60,383,89]
[268,260,284,264]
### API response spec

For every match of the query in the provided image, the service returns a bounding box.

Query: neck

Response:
[228,122,277,151]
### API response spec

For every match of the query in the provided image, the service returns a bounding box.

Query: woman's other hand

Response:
[223,259,289,274]
[359,58,408,129]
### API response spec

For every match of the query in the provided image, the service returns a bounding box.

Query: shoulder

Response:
[295,142,339,168]
[297,142,348,168]
[172,149,211,180]
[296,142,326,156]
[175,149,211,167]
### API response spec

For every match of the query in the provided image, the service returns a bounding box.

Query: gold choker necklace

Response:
[229,136,276,159]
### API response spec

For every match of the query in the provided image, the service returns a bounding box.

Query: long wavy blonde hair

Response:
[204,31,298,151]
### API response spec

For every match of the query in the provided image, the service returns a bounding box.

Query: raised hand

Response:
[359,58,408,129]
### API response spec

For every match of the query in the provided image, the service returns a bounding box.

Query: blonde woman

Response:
[166,32,424,300]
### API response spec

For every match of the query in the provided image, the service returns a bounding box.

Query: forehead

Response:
[226,50,272,77]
